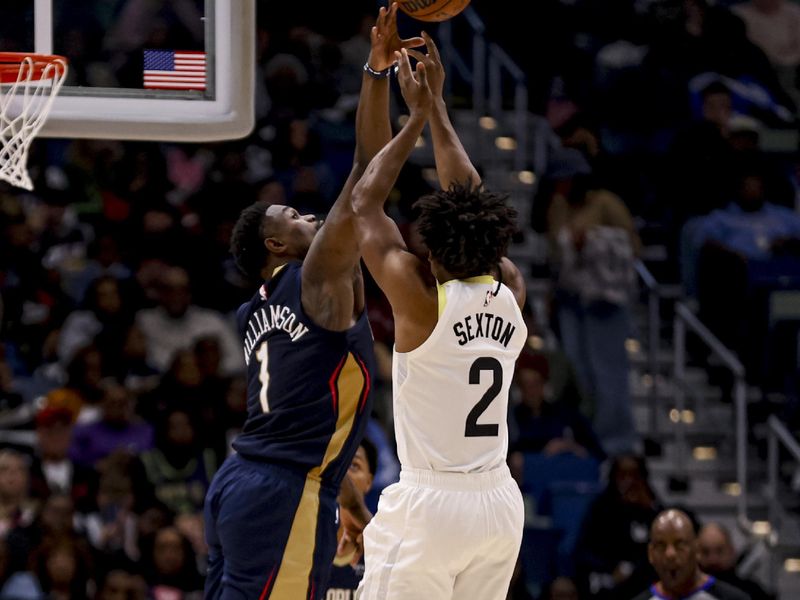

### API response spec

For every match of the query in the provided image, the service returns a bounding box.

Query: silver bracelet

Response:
[363,62,392,79]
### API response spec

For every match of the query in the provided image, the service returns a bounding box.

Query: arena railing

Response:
[673,302,752,533]
[635,260,662,437]
[439,8,528,172]
[767,415,800,583]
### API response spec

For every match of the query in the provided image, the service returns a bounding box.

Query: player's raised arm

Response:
[302,5,423,330]
[407,32,481,189]
[351,49,433,312]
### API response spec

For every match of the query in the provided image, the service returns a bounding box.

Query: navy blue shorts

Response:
[204,454,338,599]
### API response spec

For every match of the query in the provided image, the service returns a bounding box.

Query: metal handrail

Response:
[635,260,661,436]
[673,302,751,532]
[487,43,527,171]
[767,416,800,584]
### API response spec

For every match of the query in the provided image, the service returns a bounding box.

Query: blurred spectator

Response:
[29,407,96,512]
[57,276,134,368]
[509,352,605,460]
[115,325,160,397]
[667,80,737,225]
[141,527,203,600]
[2,536,95,600]
[574,455,661,599]
[6,493,92,578]
[539,576,581,600]
[326,440,375,597]
[135,266,241,376]
[732,0,800,72]
[44,344,105,422]
[697,522,773,600]
[85,461,139,564]
[140,407,216,517]
[547,174,641,456]
[96,568,148,600]
[0,449,36,539]
[693,163,800,382]
[69,382,154,469]
[633,509,748,600]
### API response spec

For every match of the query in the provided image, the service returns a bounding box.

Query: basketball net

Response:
[0,54,68,191]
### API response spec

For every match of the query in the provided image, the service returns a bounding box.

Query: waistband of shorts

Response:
[399,465,513,491]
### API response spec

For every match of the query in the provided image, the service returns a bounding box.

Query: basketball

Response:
[397,0,471,22]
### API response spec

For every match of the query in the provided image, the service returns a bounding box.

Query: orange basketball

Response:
[397,0,471,22]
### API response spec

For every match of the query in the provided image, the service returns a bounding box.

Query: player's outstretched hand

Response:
[405,31,444,100]
[368,2,425,72]
[395,49,433,118]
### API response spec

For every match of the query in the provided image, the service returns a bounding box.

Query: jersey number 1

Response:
[256,341,270,413]
[465,357,502,437]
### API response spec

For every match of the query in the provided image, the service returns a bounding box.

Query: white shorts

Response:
[356,465,524,600]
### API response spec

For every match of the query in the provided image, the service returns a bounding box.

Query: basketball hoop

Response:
[0,53,68,191]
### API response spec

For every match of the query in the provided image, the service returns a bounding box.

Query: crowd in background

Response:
[0,0,798,598]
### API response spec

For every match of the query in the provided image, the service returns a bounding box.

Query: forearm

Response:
[355,71,392,170]
[353,113,427,216]
[430,98,480,188]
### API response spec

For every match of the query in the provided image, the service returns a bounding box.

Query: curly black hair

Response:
[413,182,517,278]
[229,200,271,281]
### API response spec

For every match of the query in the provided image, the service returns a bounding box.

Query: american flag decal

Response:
[143,50,206,90]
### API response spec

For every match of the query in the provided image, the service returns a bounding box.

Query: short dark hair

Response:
[360,437,378,477]
[701,80,731,100]
[230,201,270,281]
[413,182,517,278]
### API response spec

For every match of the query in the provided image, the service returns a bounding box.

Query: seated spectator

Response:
[28,538,94,600]
[540,576,581,600]
[140,407,216,517]
[96,568,148,600]
[732,0,800,72]
[6,493,92,578]
[135,266,241,376]
[85,462,139,565]
[697,522,773,600]
[509,352,605,460]
[693,162,800,382]
[57,276,133,368]
[114,325,160,397]
[634,509,748,600]
[44,345,105,422]
[28,407,96,513]
[326,439,376,598]
[0,450,36,539]
[574,455,661,599]
[69,382,154,469]
[141,527,203,600]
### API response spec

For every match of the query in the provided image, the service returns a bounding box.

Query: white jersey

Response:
[392,276,527,473]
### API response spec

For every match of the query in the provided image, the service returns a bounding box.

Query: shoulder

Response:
[710,578,753,600]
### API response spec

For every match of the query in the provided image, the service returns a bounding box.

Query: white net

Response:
[0,56,67,191]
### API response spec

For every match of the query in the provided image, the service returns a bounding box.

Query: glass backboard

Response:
[0,0,254,141]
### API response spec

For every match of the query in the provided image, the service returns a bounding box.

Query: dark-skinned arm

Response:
[407,32,481,189]
[351,50,434,316]
[301,5,423,331]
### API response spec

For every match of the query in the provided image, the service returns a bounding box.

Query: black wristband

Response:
[363,62,393,79]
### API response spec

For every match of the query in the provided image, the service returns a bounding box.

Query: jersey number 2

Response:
[465,357,502,437]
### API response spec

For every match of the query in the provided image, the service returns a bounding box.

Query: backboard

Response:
[0,0,254,141]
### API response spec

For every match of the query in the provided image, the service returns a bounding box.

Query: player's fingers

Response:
[416,61,428,87]
[396,49,412,81]
[422,31,441,62]
[388,2,399,21]
[377,5,387,28]
[401,36,426,49]
[405,48,428,64]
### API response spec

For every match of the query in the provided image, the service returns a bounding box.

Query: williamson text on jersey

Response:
[243,305,310,364]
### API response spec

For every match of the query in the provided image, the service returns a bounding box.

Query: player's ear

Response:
[265,236,286,255]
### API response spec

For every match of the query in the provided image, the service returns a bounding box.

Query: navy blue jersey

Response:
[232,262,375,489]
[325,555,364,599]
